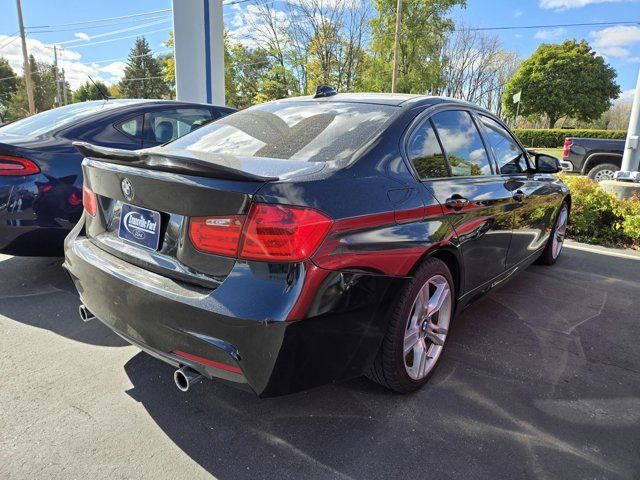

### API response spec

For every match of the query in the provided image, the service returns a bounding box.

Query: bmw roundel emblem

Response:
[121,178,134,201]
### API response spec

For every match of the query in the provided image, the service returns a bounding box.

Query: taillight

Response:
[239,204,332,261]
[189,215,245,256]
[0,155,40,176]
[188,204,333,262]
[82,185,97,217]
[562,140,572,158]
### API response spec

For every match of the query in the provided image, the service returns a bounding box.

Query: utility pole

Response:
[391,0,402,93]
[16,0,35,115]
[53,45,62,107]
[61,68,68,105]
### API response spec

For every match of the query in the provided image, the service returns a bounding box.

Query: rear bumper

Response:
[63,222,402,397]
[560,159,574,172]
[0,178,81,256]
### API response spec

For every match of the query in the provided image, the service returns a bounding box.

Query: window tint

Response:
[431,110,492,177]
[117,115,143,138]
[479,115,528,174]
[146,108,213,143]
[169,101,397,163]
[407,119,448,179]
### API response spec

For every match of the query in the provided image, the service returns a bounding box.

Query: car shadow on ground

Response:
[120,247,640,480]
[0,255,128,347]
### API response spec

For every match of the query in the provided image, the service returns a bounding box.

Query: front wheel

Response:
[536,202,569,266]
[367,257,454,393]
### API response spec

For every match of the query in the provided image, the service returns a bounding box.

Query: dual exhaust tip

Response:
[173,366,202,392]
[78,304,202,393]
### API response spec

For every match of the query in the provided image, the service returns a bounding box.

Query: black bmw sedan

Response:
[0,99,235,256]
[64,93,570,397]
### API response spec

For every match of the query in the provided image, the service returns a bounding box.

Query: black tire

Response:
[536,201,569,266]
[587,163,618,183]
[367,257,454,393]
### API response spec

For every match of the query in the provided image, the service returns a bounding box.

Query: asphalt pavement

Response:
[1,241,639,479]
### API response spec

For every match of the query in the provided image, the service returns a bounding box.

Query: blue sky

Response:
[0,0,638,101]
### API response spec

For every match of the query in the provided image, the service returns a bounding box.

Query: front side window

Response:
[169,101,398,163]
[407,119,449,179]
[146,108,214,143]
[431,110,492,177]
[479,115,529,174]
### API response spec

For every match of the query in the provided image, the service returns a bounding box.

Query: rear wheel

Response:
[536,202,569,266]
[587,163,618,183]
[367,257,454,393]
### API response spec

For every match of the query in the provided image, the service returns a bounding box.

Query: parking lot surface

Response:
[1,242,639,479]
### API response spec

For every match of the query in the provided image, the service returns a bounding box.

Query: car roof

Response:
[78,99,227,109]
[270,92,479,109]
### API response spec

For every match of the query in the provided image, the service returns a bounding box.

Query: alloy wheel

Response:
[403,274,452,380]
[593,169,615,182]
[552,206,568,259]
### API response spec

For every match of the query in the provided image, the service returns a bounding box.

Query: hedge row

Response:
[558,173,640,247]
[513,129,627,148]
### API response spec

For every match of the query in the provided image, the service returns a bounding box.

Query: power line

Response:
[75,50,172,67]
[26,8,172,30]
[468,20,640,31]
[54,18,172,46]
[27,14,172,34]
[119,75,165,82]
[61,28,171,49]
[0,32,20,49]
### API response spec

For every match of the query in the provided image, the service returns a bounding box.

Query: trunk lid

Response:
[79,144,322,288]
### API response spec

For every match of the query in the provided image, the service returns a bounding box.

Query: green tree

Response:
[73,80,109,102]
[0,58,18,119]
[158,32,175,97]
[119,37,170,99]
[6,55,58,119]
[363,0,464,93]
[503,40,620,128]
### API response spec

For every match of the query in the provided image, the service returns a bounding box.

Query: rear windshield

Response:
[1,101,125,136]
[170,101,398,163]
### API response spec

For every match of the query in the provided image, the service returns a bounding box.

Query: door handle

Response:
[513,190,526,202]
[445,196,469,210]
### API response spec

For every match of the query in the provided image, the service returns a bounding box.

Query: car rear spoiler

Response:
[73,142,279,182]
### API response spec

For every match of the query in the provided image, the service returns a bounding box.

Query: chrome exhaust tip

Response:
[174,366,203,392]
[78,304,95,322]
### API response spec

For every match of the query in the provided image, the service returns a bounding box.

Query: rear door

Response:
[406,109,514,294]
[142,107,214,148]
[476,114,561,266]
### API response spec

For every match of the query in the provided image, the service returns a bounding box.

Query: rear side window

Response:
[146,108,213,143]
[431,110,492,177]
[116,115,143,139]
[407,119,449,179]
[479,115,529,174]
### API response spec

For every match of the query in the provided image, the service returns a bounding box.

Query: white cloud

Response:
[514,9,523,17]
[539,0,624,9]
[534,28,567,40]
[74,32,90,41]
[591,25,640,58]
[615,89,636,104]
[0,34,126,89]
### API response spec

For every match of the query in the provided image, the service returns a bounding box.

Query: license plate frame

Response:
[118,203,162,251]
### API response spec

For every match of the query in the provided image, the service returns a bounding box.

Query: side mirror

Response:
[535,153,561,174]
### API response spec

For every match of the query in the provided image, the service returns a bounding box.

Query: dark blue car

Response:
[0,99,235,255]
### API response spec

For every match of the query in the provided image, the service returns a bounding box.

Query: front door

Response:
[475,114,560,267]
